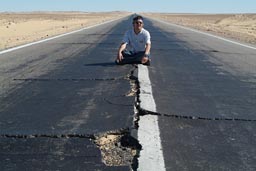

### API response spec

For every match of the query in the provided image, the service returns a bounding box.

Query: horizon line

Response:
[0,10,256,14]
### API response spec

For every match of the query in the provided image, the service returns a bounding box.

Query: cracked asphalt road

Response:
[0,16,135,170]
[1,15,256,171]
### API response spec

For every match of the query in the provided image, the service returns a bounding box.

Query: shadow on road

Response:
[84,62,116,67]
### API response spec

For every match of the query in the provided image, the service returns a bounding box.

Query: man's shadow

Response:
[84,62,116,67]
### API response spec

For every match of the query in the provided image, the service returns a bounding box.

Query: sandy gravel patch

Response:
[0,12,131,50]
[142,13,256,45]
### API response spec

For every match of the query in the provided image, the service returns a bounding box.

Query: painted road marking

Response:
[137,65,166,171]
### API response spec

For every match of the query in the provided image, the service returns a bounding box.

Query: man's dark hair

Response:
[133,15,143,22]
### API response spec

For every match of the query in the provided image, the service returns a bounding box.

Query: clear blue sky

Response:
[0,0,255,13]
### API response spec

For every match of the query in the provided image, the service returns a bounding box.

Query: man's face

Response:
[133,19,143,31]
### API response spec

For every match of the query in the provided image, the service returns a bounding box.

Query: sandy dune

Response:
[0,12,131,50]
[0,12,255,51]
[142,13,256,45]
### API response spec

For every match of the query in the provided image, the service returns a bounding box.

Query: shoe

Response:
[115,59,121,65]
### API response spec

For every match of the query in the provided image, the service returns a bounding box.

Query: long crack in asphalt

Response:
[138,108,256,122]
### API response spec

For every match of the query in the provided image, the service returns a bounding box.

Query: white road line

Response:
[155,19,256,50]
[137,65,166,171]
[0,17,125,55]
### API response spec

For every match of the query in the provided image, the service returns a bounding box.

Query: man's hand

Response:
[116,43,126,62]
[141,56,149,63]
[117,52,123,62]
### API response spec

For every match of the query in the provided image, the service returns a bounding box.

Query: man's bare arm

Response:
[117,43,127,61]
[144,43,151,56]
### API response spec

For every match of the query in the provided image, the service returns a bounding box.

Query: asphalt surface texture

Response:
[1,14,256,171]
[148,19,256,170]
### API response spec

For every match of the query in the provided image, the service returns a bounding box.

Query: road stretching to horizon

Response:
[0,15,256,171]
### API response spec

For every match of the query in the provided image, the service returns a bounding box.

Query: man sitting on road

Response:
[115,15,151,66]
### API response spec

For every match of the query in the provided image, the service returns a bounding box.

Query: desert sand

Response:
[0,12,131,50]
[0,12,255,51]
[142,13,256,45]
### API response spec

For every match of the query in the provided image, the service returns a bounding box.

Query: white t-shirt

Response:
[122,28,151,53]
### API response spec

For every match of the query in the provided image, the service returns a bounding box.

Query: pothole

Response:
[94,129,141,168]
